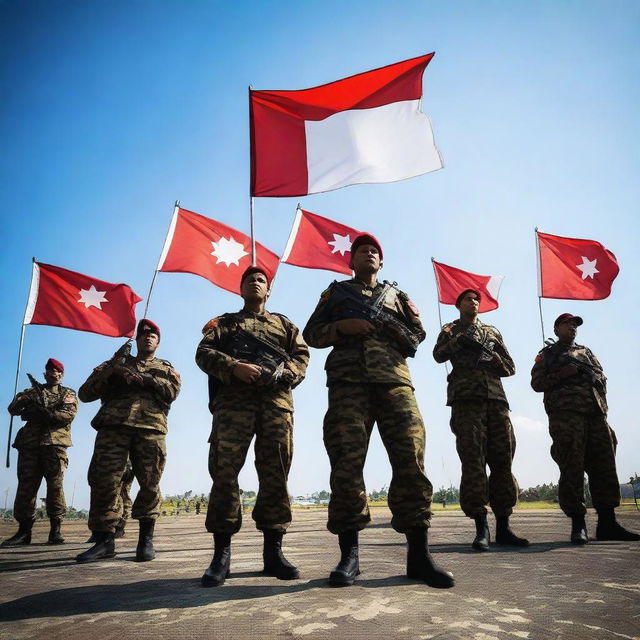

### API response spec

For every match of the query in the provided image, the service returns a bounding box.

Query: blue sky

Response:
[1,1,639,511]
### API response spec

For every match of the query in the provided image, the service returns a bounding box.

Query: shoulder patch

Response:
[202,318,220,334]
[534,352,545,363]
[406,299,420,316]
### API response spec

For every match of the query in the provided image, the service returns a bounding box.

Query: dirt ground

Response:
[1,508,639,640]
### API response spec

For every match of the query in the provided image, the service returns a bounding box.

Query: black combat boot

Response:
[76,531,116,563]
[136,519,156,561]
[495,516,529,547]
[1,519,34,547]
[472,513,490,552]
[114,519,127,539]
[406,527,455,588]
[263,529,299,580]
[595,507,640,541]
[86,532,98,543]
[570,516,588,545]
[48,517,65,545]
[329,530,360,586]
[201,532,231,587]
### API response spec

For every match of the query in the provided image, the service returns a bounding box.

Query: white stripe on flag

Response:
[23,261,41,325]
[305,99,442,194]
[281,208,303,263]
[486,275,505,301]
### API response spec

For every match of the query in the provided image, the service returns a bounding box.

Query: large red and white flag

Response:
[281,208,362,275]
[24,262,142,337]
[537,231,619,300]
[250,54,442,197]
[432,260,504,313]
[157,207,280,295]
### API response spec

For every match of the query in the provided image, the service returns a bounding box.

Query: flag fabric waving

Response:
[536,231,619,300]
[250,54,442,197]
[24,262,142,337]
[157,207,280,295]
[281,208,362,275]
[432,260,504,313]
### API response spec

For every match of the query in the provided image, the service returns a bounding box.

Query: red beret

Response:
[241,266,271,288]
[46,358,64,373]
[350,233,383,260]
[554,313,583,329]
[136,318,161,340]
[455,289,482,308]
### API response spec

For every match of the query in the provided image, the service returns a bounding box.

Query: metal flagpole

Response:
[6,258,37,467]
[431,258,450,376]
[535,227,546,345]
[248,85,257,266]
[143,200,180,318]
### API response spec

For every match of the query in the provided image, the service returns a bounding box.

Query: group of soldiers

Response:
[3,233,638,588]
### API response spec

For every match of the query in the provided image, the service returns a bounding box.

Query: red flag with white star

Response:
[24,262,142,337]
[281,208,363,275]
[537,231,619,300]
[157,207,280,295]
[432,260,504,313]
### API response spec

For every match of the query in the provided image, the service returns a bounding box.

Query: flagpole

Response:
[248,84,257,266]
[535,227,546,345]
[6,259,37,468]
[431,258,450,376]
[143,200,180,318]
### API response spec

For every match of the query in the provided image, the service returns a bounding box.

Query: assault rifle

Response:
[544,339,606,394]
[331,281,421,357]
[26,373,48,409]
[457,330,497,367]
[207,329,291,413]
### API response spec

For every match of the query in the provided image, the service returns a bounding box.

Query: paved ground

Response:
[0,508,639,640]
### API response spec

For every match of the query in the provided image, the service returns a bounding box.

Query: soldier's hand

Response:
[232,362,262,384]
[335,319,376,336]
[558,365,579,378]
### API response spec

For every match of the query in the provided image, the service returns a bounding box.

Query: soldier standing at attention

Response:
[196,266,309,587]
[303,234,454,588]
[2,359,77,546]
[531,313,639,543]
[76,319,181,563]
[433,289,528,552]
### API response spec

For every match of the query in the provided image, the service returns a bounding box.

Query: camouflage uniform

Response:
[116,458,135,525]
[303,278,430,534]
[433,319,519,518]
[79,355,181,533]
[196,310,308,535]
[531,341,619,516]
[7,385,78,522]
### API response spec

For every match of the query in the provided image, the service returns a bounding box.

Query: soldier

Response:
[2,358,77,546]
[433,289,528,552]
[303,234,454,588]
[531,313,639,543]
[196,266,309,587]
[76,319,181,563]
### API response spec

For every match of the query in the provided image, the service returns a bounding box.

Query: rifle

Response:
[207,329,291,414]
[26,373,48,409]
[330,281,421,357]
[457,329,497,367]
[544,339,606,394]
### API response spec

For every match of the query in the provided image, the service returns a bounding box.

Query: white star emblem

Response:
[211,236,249,267]
[78,285,108,309]
[327,233,352,256]
[576,256,599,280]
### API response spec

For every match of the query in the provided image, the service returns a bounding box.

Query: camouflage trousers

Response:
[13,445,68,522]
[450,400,519,518]
[548,411,620,516]
[323,383,432,535]
[116,460,135,524]
[206,400,293,535]
[88,426,166,532]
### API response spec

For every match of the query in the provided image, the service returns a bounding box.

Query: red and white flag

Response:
[250,54,442,197]
[432,260,504,313]
[281,208,363,275]
[157,207,280,295]
[24,262,142,337]
[537,231,619,300]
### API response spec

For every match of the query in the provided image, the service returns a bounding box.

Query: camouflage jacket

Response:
[530,341,607,415]
[79,355,181,434]
[196,309,309,412]
[433,319,515,406]
[8,384,77,448]
[303,278,425,387]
